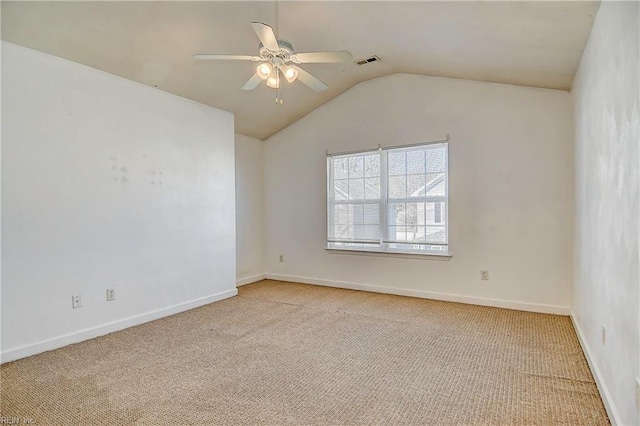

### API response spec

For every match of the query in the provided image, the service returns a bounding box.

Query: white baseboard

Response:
[570,312,621,425]
[1,288,238,364]
[236,273,266,287]
[265,273,570,315]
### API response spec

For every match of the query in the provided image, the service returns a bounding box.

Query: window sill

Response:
[325,247,452,261]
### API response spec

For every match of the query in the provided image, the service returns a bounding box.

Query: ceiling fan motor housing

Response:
[259,39,295,62]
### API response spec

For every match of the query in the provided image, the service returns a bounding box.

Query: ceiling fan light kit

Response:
[282,65,298,83]
[193,21,352,102]
[257,62,273,79]
[266,72,280,89]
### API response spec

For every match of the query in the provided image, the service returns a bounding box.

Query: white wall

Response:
[571,1,639,424]
[1,42,237,362]
[0,42,3,363]
[235,133,265,286]
[264,73,574,314]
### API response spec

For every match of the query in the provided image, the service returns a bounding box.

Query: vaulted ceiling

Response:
[2,1,599,139]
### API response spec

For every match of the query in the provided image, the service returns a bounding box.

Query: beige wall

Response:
[263,73,574,313]
[235,133,265,285]
[571,1,640,424]
[2,42,237,362]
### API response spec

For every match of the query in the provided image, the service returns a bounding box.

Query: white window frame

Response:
[326,141,449,257]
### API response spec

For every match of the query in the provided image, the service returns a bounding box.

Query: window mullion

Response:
[387,196,446,204]
[379,149,387,249]
[332,199,379,205]
[326,157,334,240]
[445,143,450,250]
[346,158,351,240]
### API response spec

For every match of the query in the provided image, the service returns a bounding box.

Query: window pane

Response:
[387,203,405,226]
[352,204,364,225]
[388,152,406,176]
[363,204,379,225]
[364,155,380,177]
[425,173,445,197]
[425,226,446,244]
[333,158,348,179]
[348,156,364,178]
[407,203,426,225]
[388,176,406,199]
[332,205,350,238]
[404,203,421,226]
[364,225,379,240]
[427,202,445,224]
[330,203,382,242]
[426,146,446,173]
[365,177,380,200]
[334,179,348,200]
[407,174,426,197]
[334,204,348,225]
[349,178,365,200]
[334,224,349,239]
[407,150,426,174]
[388,226,407,241]
[407,226,426,242]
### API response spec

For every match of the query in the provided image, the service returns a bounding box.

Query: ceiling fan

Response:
[193,22,353,95]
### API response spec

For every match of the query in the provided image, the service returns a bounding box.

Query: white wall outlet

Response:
[72,295,82,309]
[481,270,489,280]
[279,255,284,263]
[601,325,606,345]
[106,288,116,301]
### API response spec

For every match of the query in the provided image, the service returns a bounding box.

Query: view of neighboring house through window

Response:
[327,142,448,255]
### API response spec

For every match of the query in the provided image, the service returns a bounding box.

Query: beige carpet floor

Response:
[1,280,608,425]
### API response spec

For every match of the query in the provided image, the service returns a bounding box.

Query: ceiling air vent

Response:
[355,55,381,65]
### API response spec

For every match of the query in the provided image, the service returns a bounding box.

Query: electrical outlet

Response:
[106,288,116,301]
[279,255,284,263]
[601,325,606,345]
[72,295,82,309]
[481,270,489,280]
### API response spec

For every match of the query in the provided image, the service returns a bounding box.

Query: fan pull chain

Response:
[275,69,283,105]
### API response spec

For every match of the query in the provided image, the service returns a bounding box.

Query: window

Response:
[327,142,448,255]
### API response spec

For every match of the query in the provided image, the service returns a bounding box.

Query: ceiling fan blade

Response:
[251,22,280,51]
[193,54,260,61]
[290,51,353,64]
[241,73,263,91]
[290,65,328,92]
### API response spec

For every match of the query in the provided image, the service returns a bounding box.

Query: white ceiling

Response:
[2,1,599,140]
